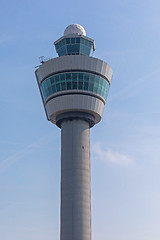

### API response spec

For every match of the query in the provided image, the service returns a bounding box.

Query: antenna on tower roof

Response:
[39,56,51,64]
[39,56,45,63]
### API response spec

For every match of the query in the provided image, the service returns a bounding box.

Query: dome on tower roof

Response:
[64,24,86,36]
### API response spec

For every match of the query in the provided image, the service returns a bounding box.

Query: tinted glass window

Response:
[52,84,56,93]
[71,38,75,44]
[58,46,67,56]
[73,81,77,89]
[66,73,71,81]
[56,83,61,91]
[67,82,71,89]
[72,73,77,80]
[55,75,60,83]
[56,37,94,56]
[80,38,85,44]
[61,82,66,90]
[66,38,70,44]
[41,72,109,101]
[50,76,54,84]
[78,73,83,81]
[76,38,80,43]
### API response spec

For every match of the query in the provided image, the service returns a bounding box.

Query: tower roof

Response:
[64,24,86,36]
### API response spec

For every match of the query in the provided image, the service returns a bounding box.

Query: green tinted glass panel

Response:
[95,75,100,83]
[56,83,61,91]
[73,82,77,89]
[84,73,89,82]
[66,38,70,44]
[52,84,56,93]
[99,77,103,86]
[88,41,93,47]
[60,74,65,81]
[84,46,90,55]
[71,38,75,44]
[40,86,45,99]
[50,76,54,84]
[67,45,74,53]
[43,81,47,89]
[41,83,46,99]
[104,81,107,88]
[41,72,109,101]
[42,85,46,96]
[44,85,49,97]
[46,78,51,87]
[94,78,99,88]
[59,41,62,48]
[84,39,88,46]
[84,82,89,90]
[57,42,61,48]
[76,38,80,43]
[75,44,80,52]
[101,86,105,94]
[58,42,61,48]
[61,82,66,90]
[67,82,71,89]
[89,83,94,91]
[72,73,77,80]
[90,74,95,83]
[62,39,65,45]
[55,75,60,83]
[104,88,108,98]
[57,37,93,56]
[98,86,102,95]
[79,44,84,54]
[66,73,71,81]
[66,44,80,54]
[41,85,43,93]
[55,43,60,50]
[78,81,83,89]
[80,38,85,44]
[78,73,83,81]
[95,88,98,94]
[58,46,67,56]
[48,86,52,95]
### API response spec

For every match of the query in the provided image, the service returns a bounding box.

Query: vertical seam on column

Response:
[71,120,73,240]
[60,125,62,240]
[89,128,91,240]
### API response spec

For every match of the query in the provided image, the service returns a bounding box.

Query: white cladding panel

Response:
[47,94,104,124]
[36,55,113,84]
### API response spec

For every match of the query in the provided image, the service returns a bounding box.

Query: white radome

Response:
[64,24,86,36]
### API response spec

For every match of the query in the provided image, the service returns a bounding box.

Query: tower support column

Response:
[60,117,91,240]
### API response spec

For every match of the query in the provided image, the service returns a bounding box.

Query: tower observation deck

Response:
[35,24,113,240]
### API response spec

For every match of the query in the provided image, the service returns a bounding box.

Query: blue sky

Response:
[1,0,160,239]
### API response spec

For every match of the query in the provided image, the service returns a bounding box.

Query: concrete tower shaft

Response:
[61,118,91,240]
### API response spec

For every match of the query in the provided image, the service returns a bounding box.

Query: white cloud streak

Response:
[0,134,52,174]
[92,144,133,166]
[109,68,160,103]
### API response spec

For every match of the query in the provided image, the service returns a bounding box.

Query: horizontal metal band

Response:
[40,69,110,86]
[45,91,106,105]
[56,111,95,128]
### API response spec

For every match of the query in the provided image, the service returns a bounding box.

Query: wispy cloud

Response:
[0,134,52,174]
[92,143,133,166]
[109,68,160,103]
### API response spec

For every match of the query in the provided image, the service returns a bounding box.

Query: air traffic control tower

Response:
[35,24,113,240]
